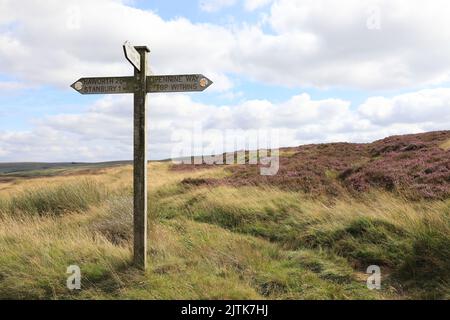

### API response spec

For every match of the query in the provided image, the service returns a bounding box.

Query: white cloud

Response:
[1,0,450,162]
[1,0,450,91]
[1,87,450,162]
[358,88,450,125]
[260,0,450,89]
[0,0,235,91]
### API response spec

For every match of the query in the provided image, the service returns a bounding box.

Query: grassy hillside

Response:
[0,161,131,178]
[0,131,449,299]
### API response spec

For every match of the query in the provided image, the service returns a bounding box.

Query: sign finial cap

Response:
[134,46,150,52]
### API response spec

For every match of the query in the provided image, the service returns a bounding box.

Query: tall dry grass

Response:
[0,162,448,299]
[0,179,106,216]
[151,184,450,298]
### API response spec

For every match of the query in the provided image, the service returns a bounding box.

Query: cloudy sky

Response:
[1,0,450,162]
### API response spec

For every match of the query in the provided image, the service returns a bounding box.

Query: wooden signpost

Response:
[71,42,212,270]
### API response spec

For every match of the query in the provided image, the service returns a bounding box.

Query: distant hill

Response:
[178,131,450,200]
[0,161,132,177]
[4,131,449,199]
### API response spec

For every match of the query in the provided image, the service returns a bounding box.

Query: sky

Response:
[1,0,450,162]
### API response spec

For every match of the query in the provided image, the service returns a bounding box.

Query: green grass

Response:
[0,179,107,216]
[0,163,448,299]
[150,184,450,299]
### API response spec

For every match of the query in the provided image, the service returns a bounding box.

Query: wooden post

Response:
[133,46,150,270]
[71,43,212,272]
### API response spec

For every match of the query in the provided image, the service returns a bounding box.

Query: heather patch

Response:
[172,131,450,200]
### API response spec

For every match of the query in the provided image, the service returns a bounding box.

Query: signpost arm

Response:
[133,46,150,270]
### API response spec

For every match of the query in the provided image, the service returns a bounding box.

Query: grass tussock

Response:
[0,179,107,217]
[91,196,133,246]
[0,212,131,299]
[152,184,450,298]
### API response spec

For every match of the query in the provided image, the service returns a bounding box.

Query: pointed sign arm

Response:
[146,74,213,93]
[70,76,135,94]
